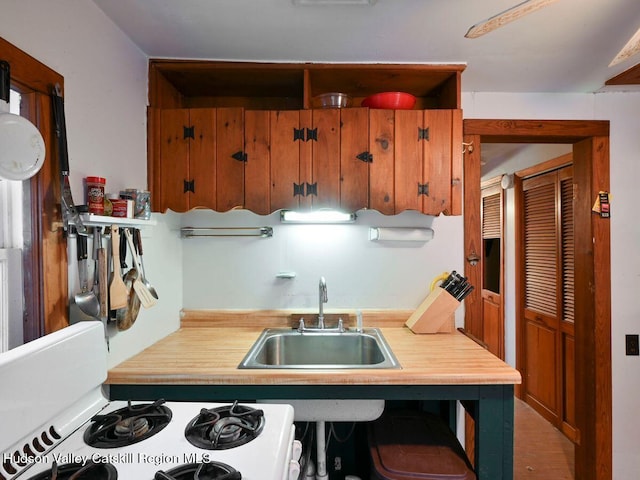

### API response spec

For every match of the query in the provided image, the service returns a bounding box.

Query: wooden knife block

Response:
[405,287,459,334]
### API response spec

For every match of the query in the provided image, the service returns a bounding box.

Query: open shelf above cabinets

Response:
[148,61,465,110]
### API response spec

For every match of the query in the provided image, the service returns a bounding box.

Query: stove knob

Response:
[292,439,303,461]
[288,459,301,480]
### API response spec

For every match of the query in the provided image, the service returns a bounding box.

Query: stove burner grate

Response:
[184,401,265,450]
[154,462,241,480]
[84,399,172,448]
[25,460,117,480]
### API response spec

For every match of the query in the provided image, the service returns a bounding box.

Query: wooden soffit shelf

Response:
[605,62,640,86]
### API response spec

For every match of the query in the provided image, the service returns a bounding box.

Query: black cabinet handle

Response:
[306,182,318,196]
[183,126,195,139]
[306,128,318,141]
[356,151,373,163]
[231,151,247,162]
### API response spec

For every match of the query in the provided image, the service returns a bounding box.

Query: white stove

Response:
[0,322,301,480]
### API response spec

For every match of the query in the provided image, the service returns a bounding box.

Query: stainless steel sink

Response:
[238,328,400,369]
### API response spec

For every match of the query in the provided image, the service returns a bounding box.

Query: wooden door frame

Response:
[1,36,67,338]
[463,119,611,480]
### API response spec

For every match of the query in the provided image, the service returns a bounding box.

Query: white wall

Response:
[0,0,183,368]
[594,92,640,480]
[465,90,640,480]
[180,209,463,312]
[3,3,639,476]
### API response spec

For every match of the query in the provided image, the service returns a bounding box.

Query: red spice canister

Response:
[86,176,106,215]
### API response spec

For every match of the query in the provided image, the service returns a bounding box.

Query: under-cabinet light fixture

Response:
[280,210,356,224]
[293,0,376,5]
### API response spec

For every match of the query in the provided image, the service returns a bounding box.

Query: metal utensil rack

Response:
[180,226,273,238]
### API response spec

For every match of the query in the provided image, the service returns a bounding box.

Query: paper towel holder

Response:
[368,227,434,243]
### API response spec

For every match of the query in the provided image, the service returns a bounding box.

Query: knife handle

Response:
[134,228,143,255]
[119,229,128,269]
[76,234,87,261]
[98,248,108,318]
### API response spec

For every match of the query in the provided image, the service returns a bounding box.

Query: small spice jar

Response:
[86,176,106,215]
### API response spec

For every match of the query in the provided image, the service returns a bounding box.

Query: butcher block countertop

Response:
[106,310,521,386]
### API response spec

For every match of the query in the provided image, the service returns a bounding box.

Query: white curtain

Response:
[0,178,23,249]
[0,89,24,351]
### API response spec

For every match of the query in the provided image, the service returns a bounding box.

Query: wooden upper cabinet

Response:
[158,108,190,212]
[369,109,395,215]
[270,110,302,211]
[340,108,370,212]
[158,108,217,213]
[188,109,217,210]
[215,108,245,211]
[309,109,341,210]
[156,107,244,213]
[373,109,462,216]
[148,61,464,216]
[244,110,271,215]
[269,109,342,211]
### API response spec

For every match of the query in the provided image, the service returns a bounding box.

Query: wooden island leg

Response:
[471,385,515,480]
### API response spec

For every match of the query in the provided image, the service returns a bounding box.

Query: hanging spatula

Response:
[109,225,129,310]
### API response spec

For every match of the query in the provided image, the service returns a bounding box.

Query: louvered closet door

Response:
[522,171,561,426]
[521,165,575,438]
[559,166,577,440]
[481,185,503,359]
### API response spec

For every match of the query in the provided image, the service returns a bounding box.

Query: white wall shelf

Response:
[79,214,156,229]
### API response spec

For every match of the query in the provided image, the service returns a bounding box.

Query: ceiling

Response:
[91,0,640,93]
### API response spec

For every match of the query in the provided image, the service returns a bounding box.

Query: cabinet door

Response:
[216,108,244,211]
[270,110,302,211]
[422,110,452,216]
[159,109,190,213]
[244,110,271,215]
[263,109,352,214]
[310,109,341,209]
[482,291,503,358]
[340,108,369,212]
[159,108,217,212]
[189,109,217,210]
[369,109,395,215]
[392,109,461,216]
[394,110,424,213]
[298,110,313,210]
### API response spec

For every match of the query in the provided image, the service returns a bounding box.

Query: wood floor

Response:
[514,398,574,479]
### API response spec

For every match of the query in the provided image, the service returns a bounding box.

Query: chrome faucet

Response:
[318,276,328,329]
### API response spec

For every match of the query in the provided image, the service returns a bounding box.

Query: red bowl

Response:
[361,92,416,109]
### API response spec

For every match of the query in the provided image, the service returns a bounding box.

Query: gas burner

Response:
[25,460,117,479]
[184,401,265,450]
[114,416,150,438]
[84,399,172,448]
[154,462,241,480]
